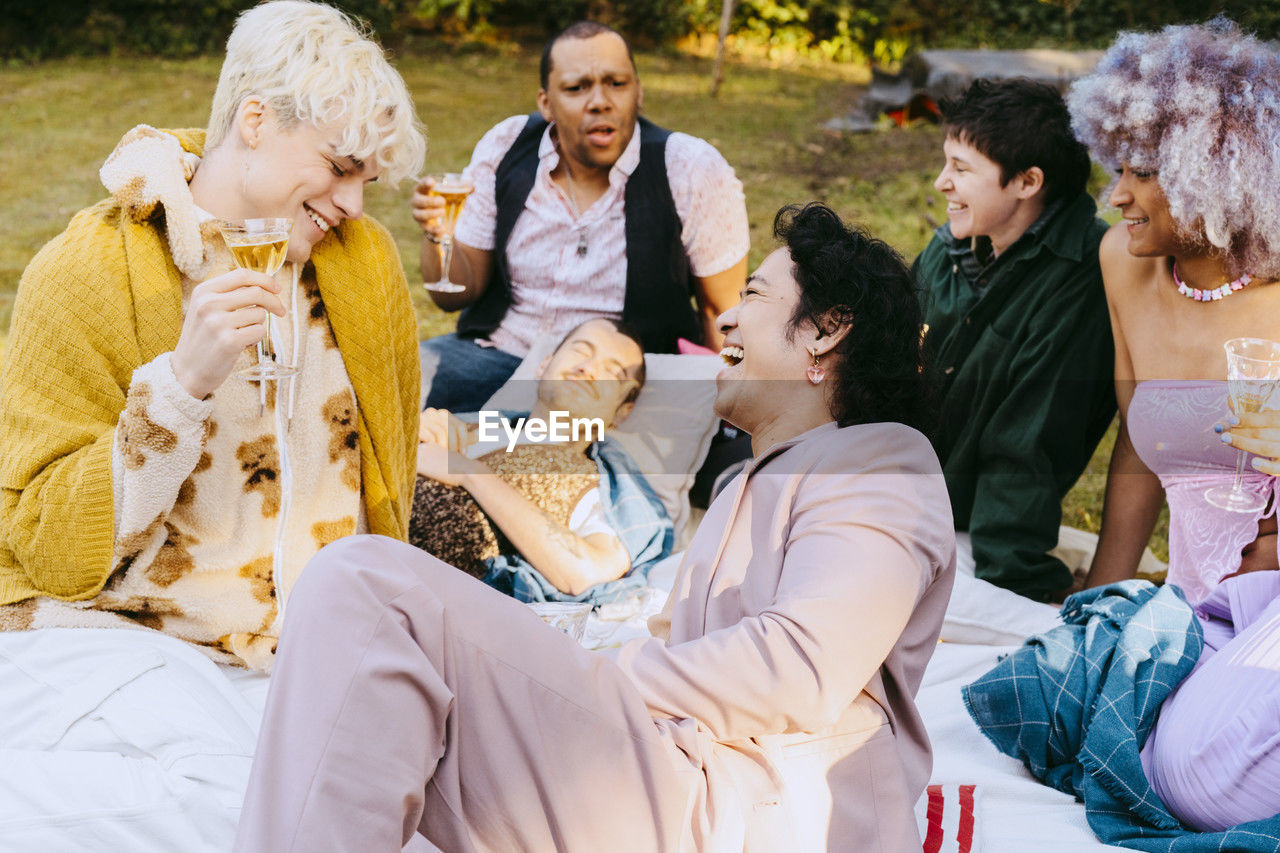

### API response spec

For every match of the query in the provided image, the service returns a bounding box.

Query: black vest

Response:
[455,113,700,352]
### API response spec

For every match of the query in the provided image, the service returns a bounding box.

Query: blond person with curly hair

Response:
[0,2,424,849]
[1072,19,1280,833]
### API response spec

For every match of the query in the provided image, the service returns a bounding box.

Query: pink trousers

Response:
[233,535,700,853]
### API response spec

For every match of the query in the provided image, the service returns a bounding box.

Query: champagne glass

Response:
[220,218,298,381]
[1206,337,1280,512]
[423,172,474,294]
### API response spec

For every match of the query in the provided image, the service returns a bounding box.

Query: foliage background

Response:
[5,0,1279,63]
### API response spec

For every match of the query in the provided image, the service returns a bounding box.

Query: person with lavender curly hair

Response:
[1071,19,1280,834]
[1075,18,1280,598]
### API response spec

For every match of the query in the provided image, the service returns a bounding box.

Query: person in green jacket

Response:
[912,77,1116,601]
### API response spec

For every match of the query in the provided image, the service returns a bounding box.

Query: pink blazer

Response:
[612,421,956,851]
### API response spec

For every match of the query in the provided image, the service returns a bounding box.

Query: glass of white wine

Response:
[220,218,298,381]
[424,172,474,294]
[1206,337,1280,512]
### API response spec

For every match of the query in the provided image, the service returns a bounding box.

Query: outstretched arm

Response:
[417,443,629,595]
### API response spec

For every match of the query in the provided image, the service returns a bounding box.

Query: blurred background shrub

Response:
[5,0,1276,63]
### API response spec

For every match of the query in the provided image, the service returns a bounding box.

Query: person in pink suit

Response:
[233,202,956,852]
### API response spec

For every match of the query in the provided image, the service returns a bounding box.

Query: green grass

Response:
[0,45,1163,557]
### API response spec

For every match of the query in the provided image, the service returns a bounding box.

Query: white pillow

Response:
[482,339,722,535]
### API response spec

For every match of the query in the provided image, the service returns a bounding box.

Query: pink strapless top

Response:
[1126,380,1280,604]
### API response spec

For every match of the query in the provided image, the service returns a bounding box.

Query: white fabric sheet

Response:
[0,549,1126,852]
[0,627,268,853]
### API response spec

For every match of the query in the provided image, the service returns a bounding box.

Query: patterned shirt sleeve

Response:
[453,115,530,253]
[111,352,213,568]
[666,132,750,278]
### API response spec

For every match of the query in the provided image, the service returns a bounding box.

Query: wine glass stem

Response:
[1232,448,1250,494]
[260,314,276,363]
[439,235,456,285]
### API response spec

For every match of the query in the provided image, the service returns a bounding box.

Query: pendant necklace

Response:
[563,169,589,258]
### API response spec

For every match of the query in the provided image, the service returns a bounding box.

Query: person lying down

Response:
[409,317,673,603]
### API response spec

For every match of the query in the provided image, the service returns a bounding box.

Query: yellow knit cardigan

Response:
[0,130,419,605]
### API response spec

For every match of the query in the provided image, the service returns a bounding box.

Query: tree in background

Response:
[4,0,1277,62]
[1,0,401,61]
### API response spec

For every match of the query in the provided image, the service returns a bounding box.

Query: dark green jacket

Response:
[913,191,1115,601]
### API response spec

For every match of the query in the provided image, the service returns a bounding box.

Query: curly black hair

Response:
[774,202,933,433]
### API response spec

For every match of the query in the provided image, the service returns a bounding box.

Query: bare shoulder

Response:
[1099,223,1159,308]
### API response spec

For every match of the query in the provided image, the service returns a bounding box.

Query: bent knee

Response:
[291,536,453,614]
[1147,689,1280,829]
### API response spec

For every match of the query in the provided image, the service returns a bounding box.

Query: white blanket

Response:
[0,627,268,853]
[0,557,1126,852]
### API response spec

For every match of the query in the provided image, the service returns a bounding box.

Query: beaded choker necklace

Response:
[1173,263,1253,302]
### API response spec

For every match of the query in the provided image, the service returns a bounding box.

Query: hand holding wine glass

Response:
[1207,337,1280,512]
[220,218,297,381]
[171,267,284,400]
[1222,407,1280,477]
[412,172,474,293]
[410,176,447,242]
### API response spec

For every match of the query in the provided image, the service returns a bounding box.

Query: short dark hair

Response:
[775,203,933,433]
[554,317,647,404]
[539,21,637,90]
[938,78,1092,202]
